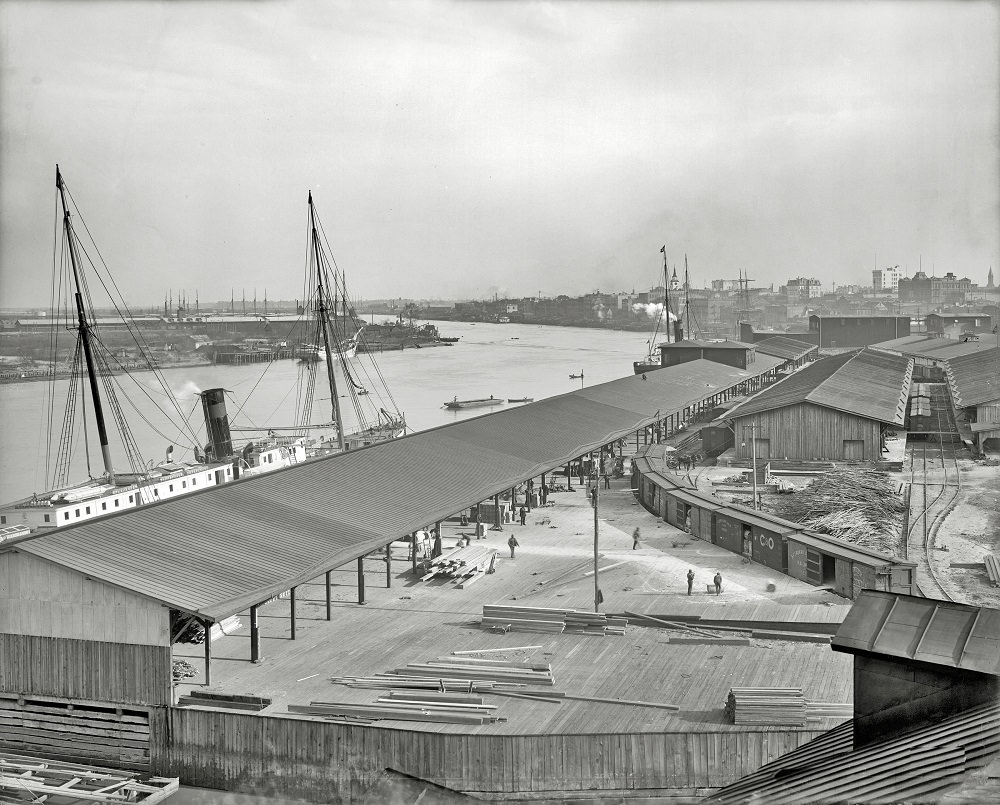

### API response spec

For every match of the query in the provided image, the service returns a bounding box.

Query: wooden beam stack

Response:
[725,688,807,726]
[421,545,499,588]
[806,701,854,720]
[288,700,503,725]
[482,604,627,636]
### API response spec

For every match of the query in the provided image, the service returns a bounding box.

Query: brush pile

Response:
[765,467,905,555]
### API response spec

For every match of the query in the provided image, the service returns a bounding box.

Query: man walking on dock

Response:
[687,568,695,596]
[519,506,527,526]
[632,528,640,550]
[508,534,519,559]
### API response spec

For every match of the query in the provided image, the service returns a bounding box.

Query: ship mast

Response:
[683,254,691,341]
[308,191,346,452]
[56,165,115,482]
[661,244,671,344]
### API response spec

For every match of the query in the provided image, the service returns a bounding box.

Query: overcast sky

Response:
[1,0,997,309]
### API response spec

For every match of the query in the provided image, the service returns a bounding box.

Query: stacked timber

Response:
[421,544,498,588]
[985,554,1000,587]
[288,699,502,725]
[392,658,555,686]
[725,688,807,726]
[805,701,853,720]
[482,604,627,636]
[176,690,271,711]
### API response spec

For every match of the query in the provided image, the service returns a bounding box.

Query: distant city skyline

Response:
[1,1,997,309]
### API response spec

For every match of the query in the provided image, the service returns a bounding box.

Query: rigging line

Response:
[93,345,203,449]
[63,184,200,437]
[44,192,64,487]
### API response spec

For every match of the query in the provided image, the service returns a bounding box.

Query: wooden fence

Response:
[154,707,827,802]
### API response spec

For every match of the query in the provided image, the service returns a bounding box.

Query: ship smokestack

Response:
[199,388,233,461]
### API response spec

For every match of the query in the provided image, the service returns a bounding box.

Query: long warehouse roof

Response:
[946,347,1000,408]
[8,357,781,620]
[870,333,998,361]
[724,349,912,426]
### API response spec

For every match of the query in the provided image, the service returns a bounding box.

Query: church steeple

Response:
[988,266,995,288]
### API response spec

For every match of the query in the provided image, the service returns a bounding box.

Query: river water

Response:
[0,321,648,504]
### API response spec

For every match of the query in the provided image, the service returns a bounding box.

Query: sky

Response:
[1,0,997,309]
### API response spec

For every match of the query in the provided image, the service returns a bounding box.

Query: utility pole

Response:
[591,456,600,612]
[742,424,760,509]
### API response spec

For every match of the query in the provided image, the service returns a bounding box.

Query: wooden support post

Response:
[357,557,366,605]
[202,619,212,686]
[250,605,260,663]
[385,542,392,588]
[325,571,332,621]
[290,586,297,640]
[493,494,502,530]
[411,532,418,573]
[434,521,442,556]
[475,505,481,538]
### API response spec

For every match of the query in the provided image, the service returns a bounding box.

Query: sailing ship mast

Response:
[308,190,347,452]
[660,244,671,346]
[55,165,115,482]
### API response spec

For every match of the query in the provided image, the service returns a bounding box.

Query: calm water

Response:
[0,321,648,503]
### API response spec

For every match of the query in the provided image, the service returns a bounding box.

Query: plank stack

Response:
[482,604,627,636]
[725,687,807,726]
[805,700,854,720]
[985,554,1000,588]
[421,545,498,588]
[289,695,502,725]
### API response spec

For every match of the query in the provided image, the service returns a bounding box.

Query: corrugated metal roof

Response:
[871,334,999,361]
[724,349,912,426]
[660,339,754,351]
[754,336,819,361]
[704,701,1000,804]
[832,591,1000,675]
[946,347,1000,408]
[9,359,778,621]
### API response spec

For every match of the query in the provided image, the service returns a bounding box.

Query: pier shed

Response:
[724,349,912,461]
[657,338,757,370]
[753,335,818,369]
[946,347,1000,452]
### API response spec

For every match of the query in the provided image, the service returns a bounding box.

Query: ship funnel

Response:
[199,388,233,461]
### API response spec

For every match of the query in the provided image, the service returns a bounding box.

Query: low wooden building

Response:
[724,350,912,462]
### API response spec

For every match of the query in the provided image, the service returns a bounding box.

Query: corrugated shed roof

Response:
[832,590,1000,675]
[660,338,754,351]
[754,336,819,361]
[871,334,999,361]
[704,701,1000,804]
[10,359,778,621]
[946,347,1000,408]
[724,349,912,426]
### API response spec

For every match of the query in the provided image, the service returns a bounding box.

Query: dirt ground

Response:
[933,459,1000,607]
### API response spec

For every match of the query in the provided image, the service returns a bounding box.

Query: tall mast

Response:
[55,165,115,481]
[661,244,671,344]
[684,254,691,341]
[309,191,346,451]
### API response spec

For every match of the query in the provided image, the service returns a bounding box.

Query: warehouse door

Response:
[754,438,771,460]
[843,440,865,460]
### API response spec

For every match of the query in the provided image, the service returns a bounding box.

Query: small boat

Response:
[444,395,503,410]
[439,336,460,343]
[507,397,534,404]
[569,372,584,379]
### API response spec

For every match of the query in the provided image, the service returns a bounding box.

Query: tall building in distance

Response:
[872,265,901,293]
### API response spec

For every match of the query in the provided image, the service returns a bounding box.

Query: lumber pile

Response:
[288,698,503,725]
[482,604,627,636]
[806,701,853,720]
[725,688,807,726]
[766,467,906,555]
[176,690,271,711]
[421,544,498,587]
[986,555,1000,587]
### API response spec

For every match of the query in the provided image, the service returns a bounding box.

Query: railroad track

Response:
[904,384,962,601]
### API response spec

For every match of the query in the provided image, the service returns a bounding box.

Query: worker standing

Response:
[687,568,695,596]
[713,572,723,595]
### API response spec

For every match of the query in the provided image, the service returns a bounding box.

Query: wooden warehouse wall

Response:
[0,549,168,645]
[732,404,881,462]
[0,634,172,705]
[155,708,828,802]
